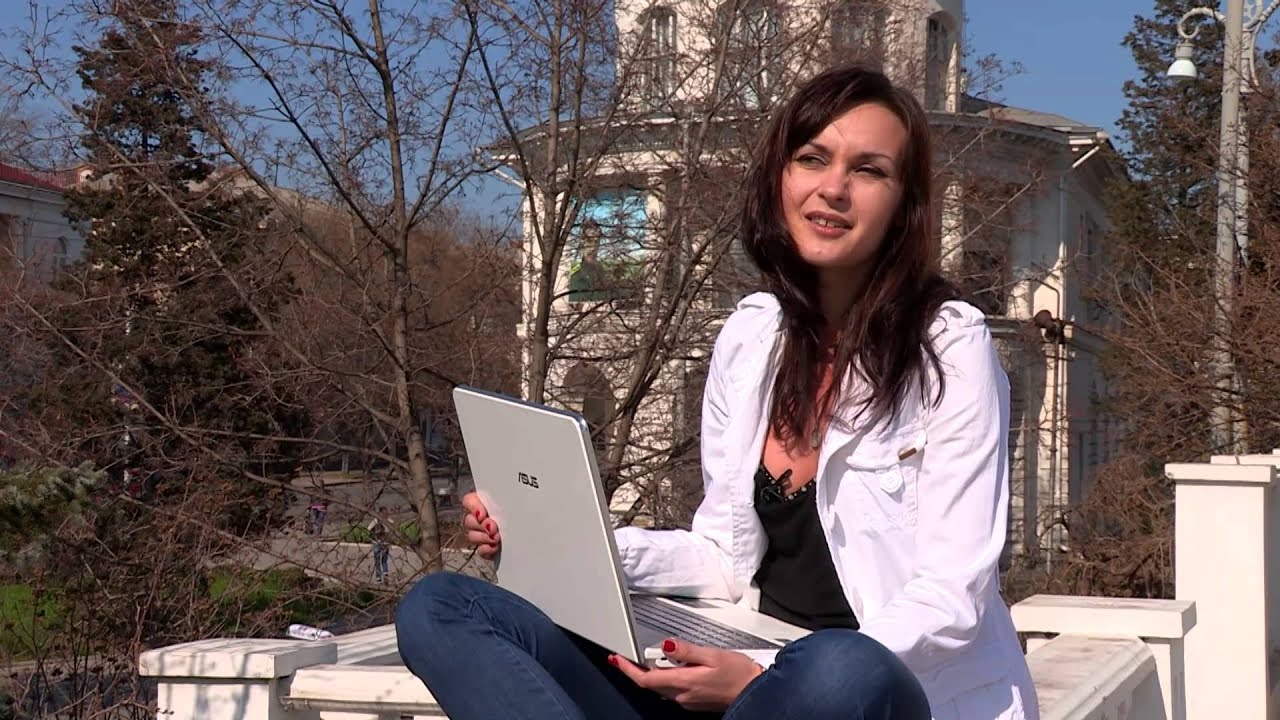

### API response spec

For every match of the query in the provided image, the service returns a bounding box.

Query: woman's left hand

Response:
[610,639,765,711]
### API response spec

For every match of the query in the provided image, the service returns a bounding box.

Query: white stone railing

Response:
[140,451,1280,720]
[140,604,1182,720]
[1013,595,1194,720]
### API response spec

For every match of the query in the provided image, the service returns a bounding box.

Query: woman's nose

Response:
[816,170,850,205]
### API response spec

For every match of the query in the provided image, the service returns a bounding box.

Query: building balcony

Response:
[139,451,1280,719]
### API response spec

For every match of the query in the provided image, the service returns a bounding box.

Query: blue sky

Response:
[2,1,1150,146]
[455,2,1156,214]
[965,1,1146,143]
[2,0,1154,216]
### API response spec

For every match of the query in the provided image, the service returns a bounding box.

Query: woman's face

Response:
[780,102,907,291]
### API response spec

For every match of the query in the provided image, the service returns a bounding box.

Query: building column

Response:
[938,180,964,274]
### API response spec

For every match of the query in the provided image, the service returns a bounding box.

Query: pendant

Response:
[809,427,821,449]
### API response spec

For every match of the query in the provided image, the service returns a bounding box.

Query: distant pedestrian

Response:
[370,517,390,584]
[308,498,328,537]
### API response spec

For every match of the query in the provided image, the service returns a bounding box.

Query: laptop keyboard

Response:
[629,595,777,650]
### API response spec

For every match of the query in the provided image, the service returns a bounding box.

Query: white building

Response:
[0,162,86,281]
[512,0,1121,559]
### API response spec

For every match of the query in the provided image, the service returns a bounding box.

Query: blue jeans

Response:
[396,572,931,720]
[372,541,390,582]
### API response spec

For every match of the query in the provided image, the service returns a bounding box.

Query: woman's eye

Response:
[858,165,887,177]
[795,154,824,166]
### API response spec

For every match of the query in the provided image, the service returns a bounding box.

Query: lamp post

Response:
[1167,0,1280,452]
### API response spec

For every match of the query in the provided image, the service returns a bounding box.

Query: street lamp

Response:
[1167,0,1279,452]
[1166,41,1198,80]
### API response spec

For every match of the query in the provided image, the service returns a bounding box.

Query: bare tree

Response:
[2,0,1079,625]
[1,0,523,589]
[460,0,1060,532]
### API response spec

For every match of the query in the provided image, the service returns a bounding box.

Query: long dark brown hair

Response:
[742,65,958,445]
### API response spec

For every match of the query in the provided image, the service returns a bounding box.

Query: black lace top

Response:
[751,463,859,631]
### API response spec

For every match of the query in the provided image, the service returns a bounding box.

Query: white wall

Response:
[0,180,83,280]
[994,142,1115,556]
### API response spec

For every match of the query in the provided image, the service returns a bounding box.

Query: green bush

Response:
[0,463,102,549]
[207,567,310,614]
[395,521,420,546]
[339,520,419,546]
[206,566,378,626]
[339,523,372,544]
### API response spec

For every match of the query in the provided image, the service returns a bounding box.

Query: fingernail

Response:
[484,520,495,532]
[662,639,676,653]
[473,511,482,520]
[607,655,619,667]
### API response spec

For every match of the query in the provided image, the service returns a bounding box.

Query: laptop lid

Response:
[452,386,643,661]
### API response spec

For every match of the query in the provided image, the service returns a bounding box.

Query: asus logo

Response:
[518,472,540,489]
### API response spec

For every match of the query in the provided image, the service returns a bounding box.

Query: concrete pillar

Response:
[139,638,334,720]
[1166,460,1278,720]
[1209,452,1280,717]
[938,180,964,274]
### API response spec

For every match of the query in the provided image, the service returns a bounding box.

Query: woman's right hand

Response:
[461,492,501,559]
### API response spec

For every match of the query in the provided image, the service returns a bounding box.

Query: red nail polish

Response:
[607,655,619,667]
[662,639,676,653]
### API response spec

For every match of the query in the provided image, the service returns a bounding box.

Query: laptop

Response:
[452,385,803,665]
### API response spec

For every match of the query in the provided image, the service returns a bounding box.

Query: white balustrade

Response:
[138,450,1280,720]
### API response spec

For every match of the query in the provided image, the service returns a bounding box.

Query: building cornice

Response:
[0,179,66,204]
[928,110,1077,148]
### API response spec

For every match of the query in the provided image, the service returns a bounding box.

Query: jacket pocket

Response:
[844,424,927,530]
[934,672,1029,720]
[922,637,1022,715]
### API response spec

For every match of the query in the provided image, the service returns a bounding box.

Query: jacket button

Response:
[879,470,904,494]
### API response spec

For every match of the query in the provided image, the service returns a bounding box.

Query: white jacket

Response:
[615,292,1038,719]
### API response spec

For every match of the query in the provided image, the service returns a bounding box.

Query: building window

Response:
[1081,215,1106,322]
[831,0,886,68]
[925,15,952,111]
[568,189,647,305]
[717,0,782,110]
[0,215,12,256]
[639,8,677,106]
[711,237,754,309]
[959,248,1008,315]
[953,195,1013,316]
[0,215,13,276]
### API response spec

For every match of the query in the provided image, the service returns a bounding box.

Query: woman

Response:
[396,65,1037,720]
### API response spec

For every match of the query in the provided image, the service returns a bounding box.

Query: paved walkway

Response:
[225,536,494,587]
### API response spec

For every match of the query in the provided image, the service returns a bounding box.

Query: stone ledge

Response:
[139,638,336,680]
[284,663,444,716]
[1165,463,1276,486]
[330,623,401,665]
[1012,594,1195,640]
[1026,635,1156,720]
[1211,454,1280,467]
